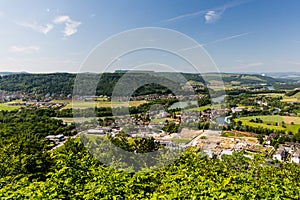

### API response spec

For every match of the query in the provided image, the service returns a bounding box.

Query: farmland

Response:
[53,100,147,109]
[281,91,300,103]
[237,115,300,134]
[186,104,221,112]
[239,115,300,124]
[0,100,24,111]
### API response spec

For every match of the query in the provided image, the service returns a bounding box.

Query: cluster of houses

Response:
[193,130,261,158]
[272,144,300,164]
[27,101,67,109]
[45,134,65,145]
[87,127,114,135]
[0,90,74,104]
[0,91,26,103]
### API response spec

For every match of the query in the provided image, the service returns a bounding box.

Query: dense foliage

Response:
[0,108,300,198]
[0,73,75,96]
[0,109,76,181]
[0,72,280,97]
[1,138,300,199]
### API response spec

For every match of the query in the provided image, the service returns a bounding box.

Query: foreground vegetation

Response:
[1,138,300,199]
[0,109,299,199]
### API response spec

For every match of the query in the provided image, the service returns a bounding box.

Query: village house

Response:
[291,150,300,164]
[273,147,287,161]
[45,134,65,144]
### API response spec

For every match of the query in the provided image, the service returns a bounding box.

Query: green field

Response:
[281,92,300,103]
[239,115,300,124]
[293,91,300,98]
[237,115,300,134]
[0,100,24,111]
[257,93,284,97]
[54,100,147,109]
[151,118,167,123]
[53,117,99,123]
[185,104,221,112]
[221,131,245,137]
[239,119,286,131]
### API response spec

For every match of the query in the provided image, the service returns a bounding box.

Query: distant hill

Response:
[0,71,28,76]
[0,72,281,97]
[265,72,300,81]
[203,73,278,85]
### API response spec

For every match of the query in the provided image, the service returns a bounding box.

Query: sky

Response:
[0,0,300,73]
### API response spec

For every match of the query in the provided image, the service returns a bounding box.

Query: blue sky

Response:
[0,0,299,73]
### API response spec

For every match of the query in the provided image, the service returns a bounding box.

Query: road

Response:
[185,131,205,147]
[49,131,84,151]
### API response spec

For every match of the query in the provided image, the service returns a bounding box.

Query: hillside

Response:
[0,72,280,97]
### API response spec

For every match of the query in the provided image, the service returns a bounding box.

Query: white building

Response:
[273,148,287,161]
[291,150,300,164]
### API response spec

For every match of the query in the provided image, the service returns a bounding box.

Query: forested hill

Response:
[0,72,279,96]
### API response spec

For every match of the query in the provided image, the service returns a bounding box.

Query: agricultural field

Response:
[281,91,300,103]
[0,100,24,111]
[185,104,221,112]
[221,131,246,137]
[281,97,300,103]
[151,118,173,123]
[53,100,147,109]
[257,93,284,97]
[237,115,300,134]
[53,117,99,124]
[239,115,300,124]
[238,119,285,131]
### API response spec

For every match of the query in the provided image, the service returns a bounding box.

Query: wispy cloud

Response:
[163,0,251,23]
[16,22,53,34]
[53,15,81,38]
[177,45,202,52]
[239,62,263,69]
[226,61,264,71]
[9,45,40,53]
[178,32,250,52]
[206,32,251,45]
[163,10,207,23]
[286,61,300,65]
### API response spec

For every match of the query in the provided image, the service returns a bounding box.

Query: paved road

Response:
[185,131,205,147]
[49,131,84,151]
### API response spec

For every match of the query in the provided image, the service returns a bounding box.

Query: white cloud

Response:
[162,0,252,23]
[53,15,70,24]
[16,22,53,34]
[53,15,81,38]
[16,15,81,39]
[204,10,222,23]
[9,45,40,53]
